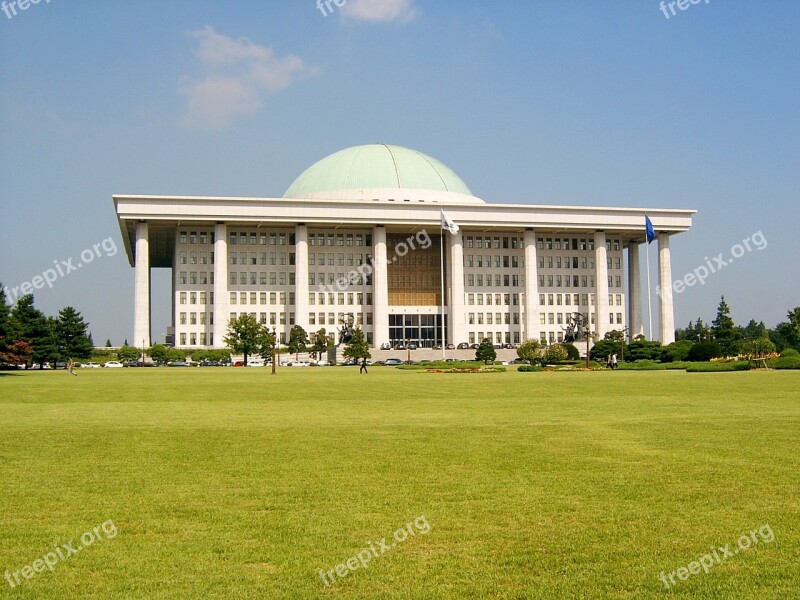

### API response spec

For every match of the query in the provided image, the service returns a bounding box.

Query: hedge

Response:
[685,361,750,372]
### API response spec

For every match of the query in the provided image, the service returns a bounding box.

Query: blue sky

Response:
[1,0,798,344]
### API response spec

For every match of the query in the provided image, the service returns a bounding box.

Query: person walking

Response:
[611,353,618,369]
[606,354,612,369]
[66,357,78,376]
[359,357,368,374]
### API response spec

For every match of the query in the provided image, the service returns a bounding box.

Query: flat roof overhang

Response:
[114,195,696,266]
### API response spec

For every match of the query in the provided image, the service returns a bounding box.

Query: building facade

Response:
[114,144,694,350]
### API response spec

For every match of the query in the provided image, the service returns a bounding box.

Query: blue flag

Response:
[645,215,656,244]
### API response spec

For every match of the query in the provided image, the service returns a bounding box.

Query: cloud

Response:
[179,26,315,129]
[340,0,418,23]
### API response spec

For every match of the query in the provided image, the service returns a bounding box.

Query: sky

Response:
[1,0,798,345]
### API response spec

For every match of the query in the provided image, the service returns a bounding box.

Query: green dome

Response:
[284,144,473,198]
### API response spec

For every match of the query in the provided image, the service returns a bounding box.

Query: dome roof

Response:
[284,144,475,200]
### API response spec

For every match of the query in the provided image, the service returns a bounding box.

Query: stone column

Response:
[372,226,389,348]
[627,243,644,341]
[448,230,465,347]
[594,231,610,339]
[212,222,228,348]
[294,224,309,333]
[658,233,675,344]
[133,221,151,348]
[523,229,539,341]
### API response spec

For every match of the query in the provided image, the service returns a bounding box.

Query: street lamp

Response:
[583,327,593,369]
[271,327,277,375]
[620,327,629,362]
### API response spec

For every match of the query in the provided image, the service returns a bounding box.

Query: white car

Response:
[103,361,124,368]
[82,362,101,368]
[247,359,265,367]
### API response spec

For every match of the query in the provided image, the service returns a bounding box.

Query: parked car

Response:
[503,343,515,349]
[407,343,418,350]
[311,360,330,367]
[393,343,406,350]
[380,342,392,350]
[103,361,124,368]
[82,362,101,369]
[167,361,189,367]
[446,343,456,350]
[470,343,480,349]
[384,358,404,366]
[457,342,470,349]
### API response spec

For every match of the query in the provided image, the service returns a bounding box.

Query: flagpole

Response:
[440,211,446,361]
[645,215,653,340]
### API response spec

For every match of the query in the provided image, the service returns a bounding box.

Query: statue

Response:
[563,312,586,342]
[338,313,355,345]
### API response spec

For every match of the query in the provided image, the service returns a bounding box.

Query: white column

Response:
[523,229,539,341]
[594,230,610,340]
[627,243,644,341]
[213,223,229,348]
[133,221,151,348]
[658,233,675,344]
[294,224,309,334]
[372,226,389,348]
[448,230,465,347]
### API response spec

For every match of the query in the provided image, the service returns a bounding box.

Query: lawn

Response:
[0,368,798,599]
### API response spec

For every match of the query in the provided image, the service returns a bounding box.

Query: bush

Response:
[561,343,580,361]
[780,348,800,358]
[661,340,693,363]
[618,360,667,370]
[517,365,542,372]
[771,356,800,370]
[686,361,750,372]
[688,341,723,362]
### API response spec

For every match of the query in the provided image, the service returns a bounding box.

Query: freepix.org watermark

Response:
[657,231,767,299]
[2,237,118,305]
[318,229,431,294]
[316,0,347,18]
[659,523,774,589]
[4,520,117,588]
[318,515,431,586]
[659,0,710,20]
[1,0,52,21]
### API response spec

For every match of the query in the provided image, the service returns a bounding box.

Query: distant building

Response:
[114,144,694,349]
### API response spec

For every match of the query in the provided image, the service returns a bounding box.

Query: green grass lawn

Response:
[0,368,798,599]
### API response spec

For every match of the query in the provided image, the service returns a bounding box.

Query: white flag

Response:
[441,210,459,235]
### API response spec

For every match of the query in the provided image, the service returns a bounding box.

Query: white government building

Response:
[114,144,694,351]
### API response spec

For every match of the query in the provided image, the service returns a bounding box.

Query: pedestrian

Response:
[606,354,612,369]
[359,357,368,374]
[611,353,618,369]
[67,357,77,376]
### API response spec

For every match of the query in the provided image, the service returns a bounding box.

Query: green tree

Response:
[738,335,775,359]
[223,314,272,365]
[771,307,800,351]
[542,344,568,366]
[0,284,10,362]
[149,344,168,363]
[117,345,141,362]
[589,339,619,363]
[55,306,93,360]
[343,328,371,362]
[712,296,741,356]
[10,295,51,368]
[561,342,580,361]
[688,341,723,362]
[661,340,693,362]
[475,338,496,364]
[287,325,309,360]
[516,339,541,365]
[627,338,662,361]
[310,328,332,360]
[105,339,112,348]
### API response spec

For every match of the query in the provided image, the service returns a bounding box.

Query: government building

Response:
[113,144,694,351]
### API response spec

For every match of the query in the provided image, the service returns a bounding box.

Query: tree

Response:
[542,344,568,366]
[343,328,371,362]
[55,306,93,360]
[10,295,50,367]
[627,338,662,361]
[517,339,541,365]
[604,329,629,362]
[117,345,141,362]
[712,296,741,356]
[772,307,800,351]
[105,339,112,348]
[738,335,775,359]
[561,342,580,361]
[661,340,693,363]
[688,341,723,362]
[223,314,272,365]
[287,325,309,360]
[475,338,496,364]
[310,328,332,360]
[0,284,10,363]
[149,344,169,363]
[589,339,619,363]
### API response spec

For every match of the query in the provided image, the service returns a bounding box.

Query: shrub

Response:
[780,348,800,358]
[561,343,580,361]
[618,360,667,370]
[661,340,693,363]
[771,356,800,370]
[686,361,750,372]
[517,365,542,372]
[688,341,723,362]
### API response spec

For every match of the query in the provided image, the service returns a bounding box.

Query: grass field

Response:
[1,367,798,599]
